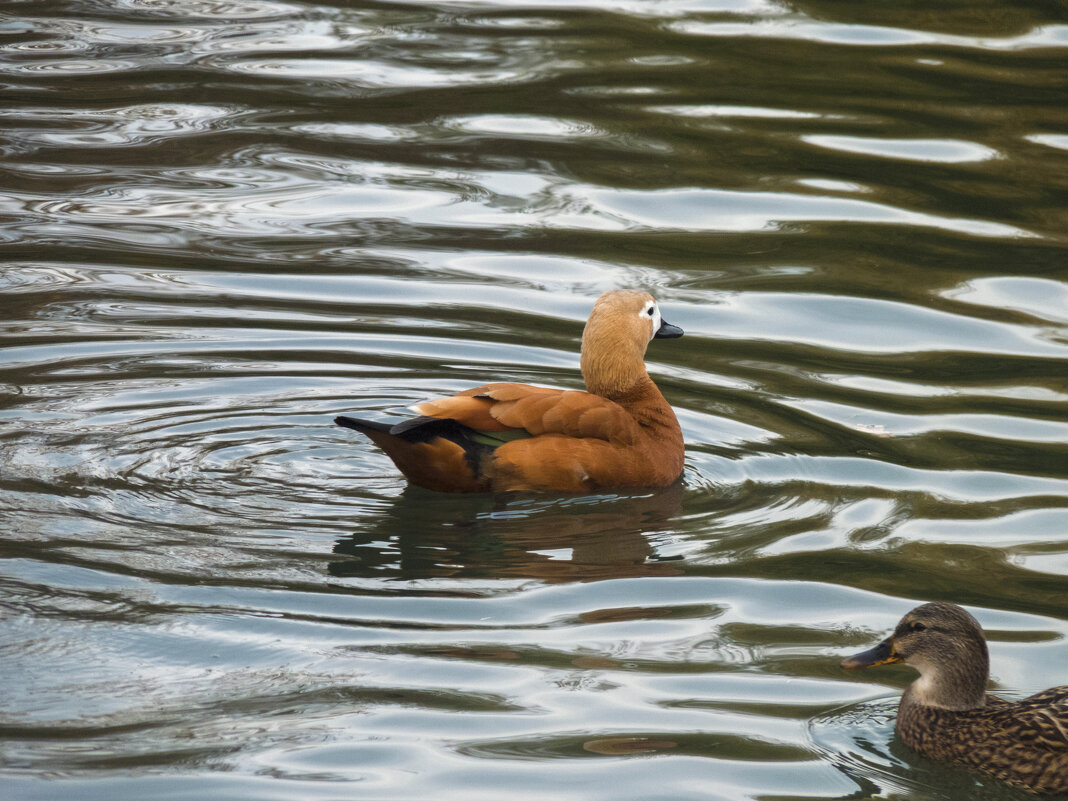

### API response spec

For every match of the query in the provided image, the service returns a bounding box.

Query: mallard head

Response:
[841,602,990,710]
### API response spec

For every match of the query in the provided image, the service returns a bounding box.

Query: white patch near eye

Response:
[640,300,661,339]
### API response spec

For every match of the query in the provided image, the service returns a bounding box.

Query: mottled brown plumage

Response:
[335,290,685,493]
[842,602,1068,795]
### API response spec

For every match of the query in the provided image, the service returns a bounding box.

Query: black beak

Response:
[655,319,684,339]
[841,638,901,670]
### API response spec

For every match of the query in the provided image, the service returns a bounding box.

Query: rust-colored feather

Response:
[356,426,488,493]
[477,384,641,444]
[411,394,511,432]
[414,382,642,444]
[335,290,686,493]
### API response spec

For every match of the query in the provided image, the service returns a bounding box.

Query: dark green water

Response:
[1,1,1067,799]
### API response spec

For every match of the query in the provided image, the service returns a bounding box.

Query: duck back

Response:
[897,686,1068,795]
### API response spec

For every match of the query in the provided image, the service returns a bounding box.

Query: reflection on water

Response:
[331,486,686,582]
[1,0,1067,799]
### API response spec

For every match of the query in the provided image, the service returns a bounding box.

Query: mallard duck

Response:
[842,601,1068,795]
[334,290,685,493]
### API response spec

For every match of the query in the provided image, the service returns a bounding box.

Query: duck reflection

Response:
[329,482,685,582]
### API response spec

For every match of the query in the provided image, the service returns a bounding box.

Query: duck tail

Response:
[334,415,392,436]
[333,415,492,492]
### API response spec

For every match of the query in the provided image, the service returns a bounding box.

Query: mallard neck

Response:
[904,645,989,711]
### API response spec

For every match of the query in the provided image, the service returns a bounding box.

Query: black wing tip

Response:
[334,415,391,434]
[334,413,493,480]
[389,415,442,436]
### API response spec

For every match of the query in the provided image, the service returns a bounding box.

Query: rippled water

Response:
[2,1,1067,799]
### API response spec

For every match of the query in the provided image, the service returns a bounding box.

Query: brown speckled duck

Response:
[334,290,685,493]
[842,601,1068,795]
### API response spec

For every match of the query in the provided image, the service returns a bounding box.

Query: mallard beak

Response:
[841,637,902,669]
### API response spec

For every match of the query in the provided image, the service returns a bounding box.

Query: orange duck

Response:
[335,289,685,493]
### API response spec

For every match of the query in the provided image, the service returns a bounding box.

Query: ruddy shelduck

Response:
[335,290,685,493]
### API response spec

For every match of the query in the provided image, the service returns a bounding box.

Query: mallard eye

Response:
[911,622,927,632]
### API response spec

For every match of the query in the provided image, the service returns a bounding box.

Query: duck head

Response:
[841,602,990,710]
[580,290,683,399]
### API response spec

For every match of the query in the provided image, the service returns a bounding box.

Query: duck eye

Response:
[911,622,926,633]
[646,307,655,316]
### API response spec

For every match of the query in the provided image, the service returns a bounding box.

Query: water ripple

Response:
[2,1,1067,799]
[670,19,1068,50]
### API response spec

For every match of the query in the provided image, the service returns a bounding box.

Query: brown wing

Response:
[414,383,640,445]
[411,391,512,432]
[1009,687,1068,751]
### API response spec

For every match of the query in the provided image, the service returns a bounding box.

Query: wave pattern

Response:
[1,0,1066,799]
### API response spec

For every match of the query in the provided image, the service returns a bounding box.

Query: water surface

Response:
[2,1,1067,799]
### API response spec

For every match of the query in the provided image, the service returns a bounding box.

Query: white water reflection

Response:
[671,19,1068,50]
[0,166,1038,239]
[803,135,999,163]
[647,104,825,119]
[582,187,1032,237]
[1027,133,1068,151]
[945,276,1068,324]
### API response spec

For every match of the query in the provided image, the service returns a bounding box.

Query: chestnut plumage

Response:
[335,290,685,493]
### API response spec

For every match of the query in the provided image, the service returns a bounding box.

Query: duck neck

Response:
[580,334,649,401]
[904,648,989,711]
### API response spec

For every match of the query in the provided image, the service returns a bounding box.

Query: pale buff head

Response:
[580,290,682,398]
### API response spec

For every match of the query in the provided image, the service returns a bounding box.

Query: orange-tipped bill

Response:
[841,638,902,670]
